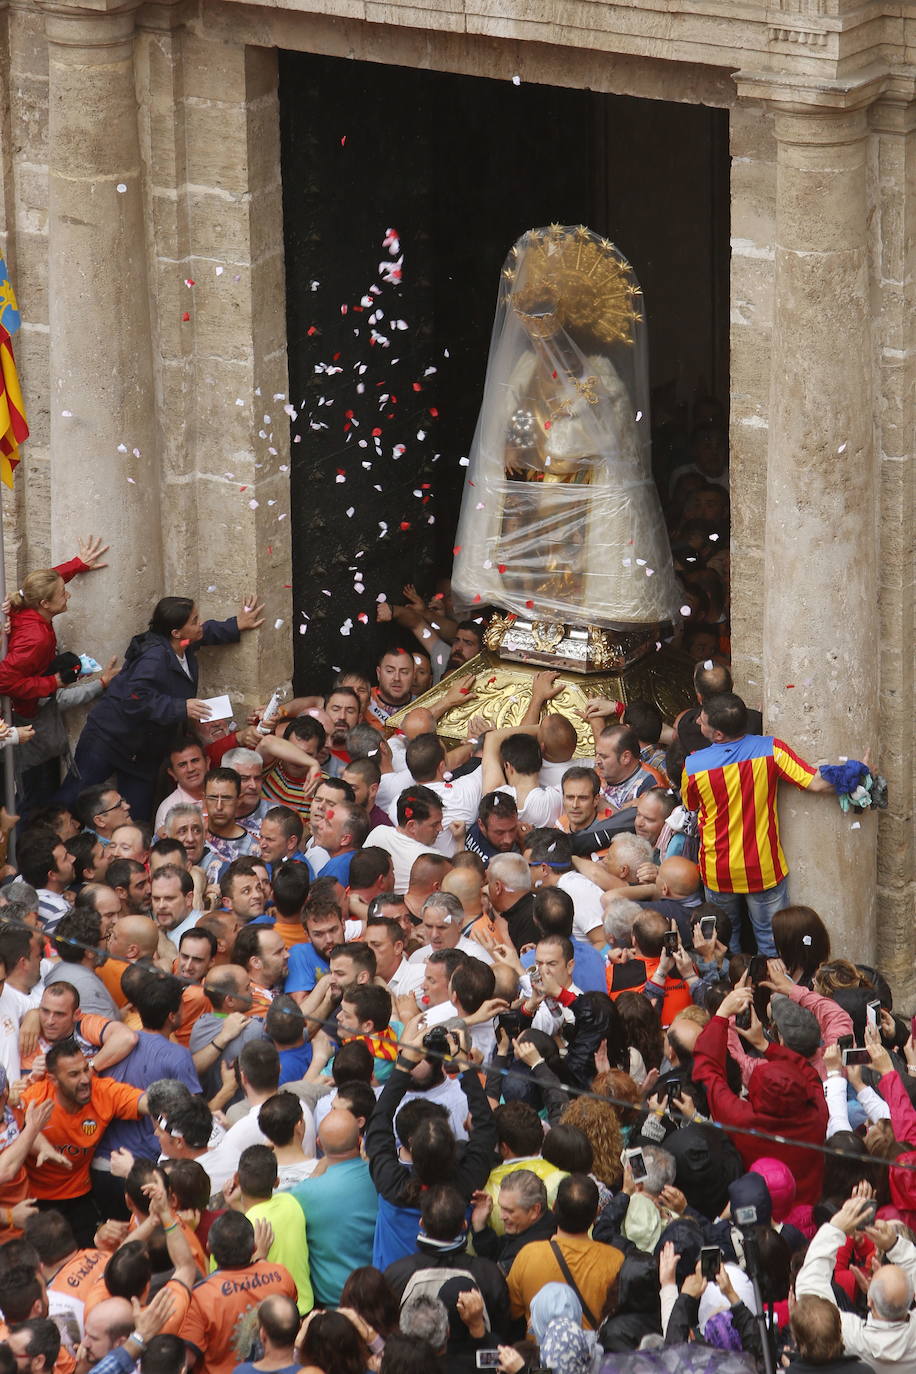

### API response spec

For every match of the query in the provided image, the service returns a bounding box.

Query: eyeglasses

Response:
[98,797,129,815]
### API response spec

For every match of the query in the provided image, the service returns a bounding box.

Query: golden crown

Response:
[504,224,642,347]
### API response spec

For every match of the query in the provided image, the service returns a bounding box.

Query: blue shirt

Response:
[318,851,354,885]
[95,1031,200,1161]
[291,1156,379,1305]
[285,943,329,994]
[520,939,607,994]
[278,1041,313,1083]
[267,852,315,880]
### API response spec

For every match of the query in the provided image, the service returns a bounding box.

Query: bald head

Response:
[109,914,159,961]
[407,852,452,896]
[84,1296,134,1359]
[694,662,732,701]
[658,857,701,901]
[538,712,577,762]
[204,963,252,1008]
[403,707,436,739]
[870,1263,914,1321]
[441,866,483,916]
[667,1013,704,1062]
[319,1107,361,1158]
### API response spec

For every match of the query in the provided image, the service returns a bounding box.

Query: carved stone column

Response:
[736,77,880,959]
[43,0,162,659]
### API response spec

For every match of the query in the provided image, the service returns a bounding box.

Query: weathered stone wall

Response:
[728,99,775,711]
[0,0,50,574]
[869,88,916,996]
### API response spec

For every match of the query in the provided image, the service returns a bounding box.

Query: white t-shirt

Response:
[305,841,331,873]
[376,767,414,813]
[155,785,203,835]
[387,957,422,997]
[558,871,605,940]
[389,773,483,858]
[496,783,562,828]
[0,986,22,1082]
[408,935,494,967]
[203,1099,316,1195]
[364,825,439,892]
[520,973,582,1037]
[539,758,593,789]
[396,1075,471,1142]
[388,736,408,773]
[421,998,455,1028]
[277,1159,320,1189]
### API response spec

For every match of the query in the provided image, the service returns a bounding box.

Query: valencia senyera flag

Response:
[0,258,28,487]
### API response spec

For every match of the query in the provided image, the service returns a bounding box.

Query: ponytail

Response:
[148,597,194,639]
[10,569,64,611]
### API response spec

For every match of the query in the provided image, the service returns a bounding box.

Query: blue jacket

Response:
[83,617,239,775]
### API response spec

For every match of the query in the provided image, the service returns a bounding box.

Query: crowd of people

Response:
[0,524,899,1374]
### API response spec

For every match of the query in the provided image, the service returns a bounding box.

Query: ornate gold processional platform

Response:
[388,616,695,754]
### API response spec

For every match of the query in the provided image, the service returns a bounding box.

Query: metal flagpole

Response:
[0,483,18,865]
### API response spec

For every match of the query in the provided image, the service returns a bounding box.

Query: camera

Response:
[734,1204,758,1226]
[626,1148,649,1182]
[699,915,716,940]
[866,999,881,1030]
[496,1010,523,1040]
[422,1025,451,1059]
[476,1353,502,1369]
[701,1245,722,1281]
[662,931,679,955]
[748,955,769,984]
[843,1046,871,1066]
[666,1076,682,1104]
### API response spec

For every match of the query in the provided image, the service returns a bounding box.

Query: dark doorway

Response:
[280,51,729,689]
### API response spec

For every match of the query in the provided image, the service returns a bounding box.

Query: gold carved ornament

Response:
[484,614,516,651]
[530,621,565,653]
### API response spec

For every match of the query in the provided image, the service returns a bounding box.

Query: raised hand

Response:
[252,1217,274,1260]
[78,534,110,571]
[469,1190,493,1232]
[237,596,266,631]
[658,1240,680,1286]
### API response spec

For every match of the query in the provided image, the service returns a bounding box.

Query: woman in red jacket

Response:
[0,534,109,811]
[0,534,108,715]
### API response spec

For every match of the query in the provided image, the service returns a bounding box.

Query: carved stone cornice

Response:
[733,65,889,114]
[36,0,141,52]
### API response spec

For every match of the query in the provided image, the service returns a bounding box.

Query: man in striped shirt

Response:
[683,692,839,955]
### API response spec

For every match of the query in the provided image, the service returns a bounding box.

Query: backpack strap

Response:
[548,1238,600,1330]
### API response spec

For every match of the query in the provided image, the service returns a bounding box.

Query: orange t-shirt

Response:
[48,1247,108,1309]
[125,1209,207,1279]
[175,984,213,1046]
[97,958,129,1008]
[606,955,691,1027]
[20,1076,144,1199]
[274,918,307,953]
[182,1261,297,1374]
[84,1274,192,1334]
[122,983,212,1046]
[21,1014,113,1073]
[0,1159,34,1239]
[47,1247,109,1344]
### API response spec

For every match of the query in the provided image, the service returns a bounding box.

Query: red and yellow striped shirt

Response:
[683,735,816,894]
